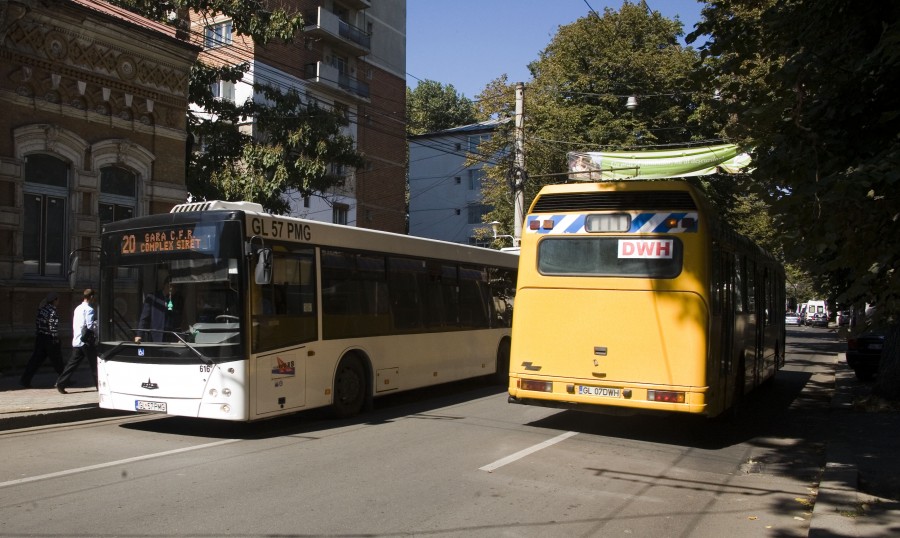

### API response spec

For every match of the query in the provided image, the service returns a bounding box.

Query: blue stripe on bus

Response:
[630,213,655,232]
[565,215,586,233]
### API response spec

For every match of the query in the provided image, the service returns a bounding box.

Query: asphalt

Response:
[1,355,898,536]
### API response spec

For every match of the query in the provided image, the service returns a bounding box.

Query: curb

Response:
[0,406,126,432]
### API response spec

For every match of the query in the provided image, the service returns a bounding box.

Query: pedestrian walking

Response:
[19,292,65,388]
[56,288,97,393]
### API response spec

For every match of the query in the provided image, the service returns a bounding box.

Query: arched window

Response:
[23,155,69,277]
[99,165,136,224]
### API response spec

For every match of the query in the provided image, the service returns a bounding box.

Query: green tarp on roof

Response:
[567,144,751,180]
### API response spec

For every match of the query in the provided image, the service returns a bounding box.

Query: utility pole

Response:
[513,82,526,245]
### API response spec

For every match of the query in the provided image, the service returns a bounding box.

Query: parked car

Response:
[807,312,828,327]
[846,329,885,381]
[785,312,801,326]
[836,310,851,326]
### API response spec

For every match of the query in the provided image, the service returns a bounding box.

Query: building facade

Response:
[408,120,505,245]
[0,0,198,369]
[189,0,407,232]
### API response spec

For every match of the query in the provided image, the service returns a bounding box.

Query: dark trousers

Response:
[56,344,97,389]
[20,334,64,385]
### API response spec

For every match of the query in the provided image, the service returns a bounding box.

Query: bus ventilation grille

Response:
[531,191,697,213]
[170,200,265,213]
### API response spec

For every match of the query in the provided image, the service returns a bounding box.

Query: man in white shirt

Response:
[56,288,97,394]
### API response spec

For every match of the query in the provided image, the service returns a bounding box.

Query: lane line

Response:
[0,438,241,488]
[479,431,578,472]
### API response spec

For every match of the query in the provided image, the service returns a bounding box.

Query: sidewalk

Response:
[808,356,900,537]
[0,368,123,430]
[2,357,899,536]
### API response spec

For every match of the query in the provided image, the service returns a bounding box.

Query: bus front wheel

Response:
[333,356,366,418]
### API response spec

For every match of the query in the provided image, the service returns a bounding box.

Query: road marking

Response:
[479,431,578,472]
[0,438,240,488]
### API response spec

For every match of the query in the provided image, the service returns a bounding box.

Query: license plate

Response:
[135,400,167,413]
[577,385,620,398]
[869,343,883,350]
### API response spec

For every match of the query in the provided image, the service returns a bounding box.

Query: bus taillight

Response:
[518,378,552,392]
[648,390,685,403]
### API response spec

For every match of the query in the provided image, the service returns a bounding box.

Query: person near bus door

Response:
[56,288,98,393]
[19,292,65,388]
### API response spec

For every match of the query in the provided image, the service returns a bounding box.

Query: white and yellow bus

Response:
[94,201,517,421]
[507,180,785,417]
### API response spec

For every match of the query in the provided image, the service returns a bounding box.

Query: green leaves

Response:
[110,0,362,214]
[406,80,477,135]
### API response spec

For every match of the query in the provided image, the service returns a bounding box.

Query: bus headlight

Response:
[208,388,218,397]
[222,388,231,397]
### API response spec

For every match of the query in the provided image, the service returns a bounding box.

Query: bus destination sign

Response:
[119,228,212,255]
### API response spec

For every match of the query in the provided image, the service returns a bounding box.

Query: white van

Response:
[805,300,828,327]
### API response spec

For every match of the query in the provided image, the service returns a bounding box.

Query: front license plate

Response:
[577,385,620,398]
[869,343,883,350]
[135,400,167,413]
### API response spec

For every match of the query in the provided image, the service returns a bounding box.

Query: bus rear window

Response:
[537,237,683,278]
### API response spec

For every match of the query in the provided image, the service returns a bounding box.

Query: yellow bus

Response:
[93,201,517,421]
[507,180,785,417]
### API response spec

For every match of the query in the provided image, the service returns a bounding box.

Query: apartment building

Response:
[408,119,506,245]
[190,0,407,232]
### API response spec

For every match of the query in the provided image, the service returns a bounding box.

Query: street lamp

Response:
[490,221,518,247]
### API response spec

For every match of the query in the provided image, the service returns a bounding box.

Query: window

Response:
[211,79,235,102]
[253,247,317,352]
[205,21,233,48]
[467,203,490,224]
[468,133,491,152]
[23,155,68,277]
[99,165,136,225]
[537,237,684,278]
[333,203,349,225]
[331,54,348,74]
[468,169,484,190]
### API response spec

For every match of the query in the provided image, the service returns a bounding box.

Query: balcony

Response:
[304,61,371,102]
[342,0,371,9]
[304,7,371,57]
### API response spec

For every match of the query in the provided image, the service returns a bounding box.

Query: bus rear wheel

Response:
[332,356,366,418]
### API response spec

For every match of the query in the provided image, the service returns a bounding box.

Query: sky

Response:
[406,0,706,99]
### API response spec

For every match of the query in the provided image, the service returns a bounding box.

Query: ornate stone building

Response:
[0,0,198,370]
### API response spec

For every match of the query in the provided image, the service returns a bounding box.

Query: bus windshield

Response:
[99,220,245,362]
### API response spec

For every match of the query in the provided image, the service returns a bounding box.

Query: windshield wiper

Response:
[171,331,214,366]
[128,329,215,366]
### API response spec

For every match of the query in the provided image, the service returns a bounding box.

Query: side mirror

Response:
[255,248,272,285]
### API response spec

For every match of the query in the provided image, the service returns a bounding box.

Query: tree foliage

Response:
[110,0,363,213]
[476,2,727,244]
[406,80,477,136]
[692,0,900,398]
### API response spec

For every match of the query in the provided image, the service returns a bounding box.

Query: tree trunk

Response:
[875,323,900,401]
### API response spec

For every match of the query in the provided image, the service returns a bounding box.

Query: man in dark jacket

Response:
[134,277,183,343]
[20,292,65,388]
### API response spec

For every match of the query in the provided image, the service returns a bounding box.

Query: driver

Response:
[134,277,183,343]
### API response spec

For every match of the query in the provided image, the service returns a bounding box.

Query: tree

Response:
[692,0,900,399]
[406,80,477,136]
[475,2,722,244]
[110,0,363,214]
